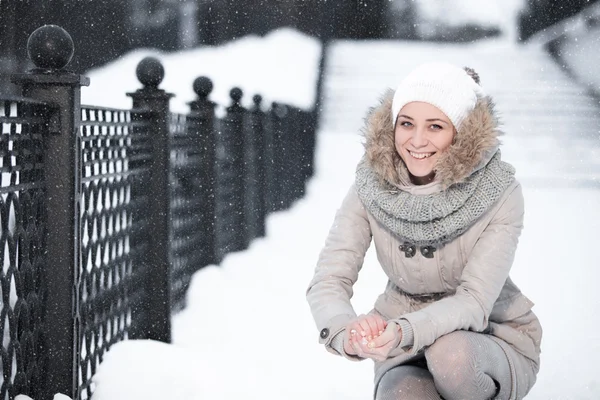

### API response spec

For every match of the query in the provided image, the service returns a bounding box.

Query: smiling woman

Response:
[306,62,542,400]
[394,102,455,185]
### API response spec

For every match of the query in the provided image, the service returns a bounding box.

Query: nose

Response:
[411,126,428,148]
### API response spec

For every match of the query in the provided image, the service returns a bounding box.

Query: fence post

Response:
[250,94,267,238]
[12,25,89,400]
[216,88,248,258]
[188,77,218,265]
[126,57,173,343]
[269,102,288,212]
[286,107,303,204]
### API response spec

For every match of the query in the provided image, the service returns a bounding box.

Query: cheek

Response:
[435,131,455,151]
[394,129,408,152]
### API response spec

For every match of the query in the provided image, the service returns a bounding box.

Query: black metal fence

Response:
[0,25,318,400]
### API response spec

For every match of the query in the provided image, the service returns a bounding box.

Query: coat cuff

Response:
[330,330,365,361]
[394,318,415,349]
[318,314,355,346]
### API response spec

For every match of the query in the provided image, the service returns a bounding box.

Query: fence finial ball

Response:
[136,57,164,88]
[230,87,243,103]
[27,25,74,70]
[193,77,213,98]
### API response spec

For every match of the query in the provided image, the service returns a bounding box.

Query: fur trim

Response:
[361,91,501,188]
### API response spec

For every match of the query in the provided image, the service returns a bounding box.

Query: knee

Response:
[426,331,475,373]
[425,332,478,392]
[376,366,436,400]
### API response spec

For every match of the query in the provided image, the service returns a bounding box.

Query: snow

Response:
[94,135,600,400]
[412,0,526,41]
[76,25,599,400]
[549,3,600,96]
[81,28,322,113]
[414,0,524,27]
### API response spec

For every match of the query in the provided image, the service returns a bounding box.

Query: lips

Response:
[408,150,435,159]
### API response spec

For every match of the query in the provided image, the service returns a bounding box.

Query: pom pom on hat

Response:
[391,62,485,130]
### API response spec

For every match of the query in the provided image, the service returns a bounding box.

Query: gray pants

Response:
[375,331,533,400]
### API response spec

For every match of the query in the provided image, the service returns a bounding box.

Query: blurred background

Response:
[1,0,599,96]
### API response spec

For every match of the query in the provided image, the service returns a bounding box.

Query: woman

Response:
[306,62,542,399]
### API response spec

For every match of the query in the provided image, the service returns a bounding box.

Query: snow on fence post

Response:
[12,25,90,400]
[188,77,218,266]
[126,57,173,343]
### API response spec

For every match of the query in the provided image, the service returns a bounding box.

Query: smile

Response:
[408,151,435,159]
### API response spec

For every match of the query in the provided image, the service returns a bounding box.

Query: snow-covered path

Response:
[93,38,600,399]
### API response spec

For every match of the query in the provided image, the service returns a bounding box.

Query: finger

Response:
[357,319,372,338]
[352,336,365,357]
[348,325,358,337]
[347,317,362,337]
[357,338,376,358]
[353,330,369,349]
[347,320,362,337]
[363,316,380,340]
[369,326,396,348]
[344,329,358,354]
[369,336,392,350]
[343,335,355,355]
[375,316,386,336]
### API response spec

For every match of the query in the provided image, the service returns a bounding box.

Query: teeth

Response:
[409,151,433,159]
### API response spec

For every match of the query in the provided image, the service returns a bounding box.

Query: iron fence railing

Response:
[0,98,50,400]
[0,24,319,400]
[78,106,153,398]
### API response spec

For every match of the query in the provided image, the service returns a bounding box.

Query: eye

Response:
[430,124,443,130]
[399,121,413,128]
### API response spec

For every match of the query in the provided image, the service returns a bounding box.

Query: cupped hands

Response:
[343,314,403,362]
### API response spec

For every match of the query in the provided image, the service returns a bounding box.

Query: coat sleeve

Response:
[392,182,525,356]
[306,184,372,355]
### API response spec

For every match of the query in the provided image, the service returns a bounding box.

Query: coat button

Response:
[420,246,436,259]
[320,328,330,339]
[399,243,416,258]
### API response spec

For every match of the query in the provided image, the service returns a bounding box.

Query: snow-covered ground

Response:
[410,0,526,42]
[78,25,600,400]
[92,132,600,400]
[417,0,524,30]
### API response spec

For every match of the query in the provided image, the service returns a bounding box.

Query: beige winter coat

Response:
[306,91,542,398]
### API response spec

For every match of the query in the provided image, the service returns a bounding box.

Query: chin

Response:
[406,164,435,177]
[411,170,433,177]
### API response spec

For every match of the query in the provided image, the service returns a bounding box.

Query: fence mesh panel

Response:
[0,99,48,399]
[169,113,211,312]
[77,106,153,399]
[0,89,315,399]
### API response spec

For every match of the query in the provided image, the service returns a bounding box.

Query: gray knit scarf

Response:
[355,152,515,247]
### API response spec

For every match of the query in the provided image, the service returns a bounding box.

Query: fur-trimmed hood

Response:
[361,89,502,189]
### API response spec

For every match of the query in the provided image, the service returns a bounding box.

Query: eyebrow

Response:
[397,115,450,125]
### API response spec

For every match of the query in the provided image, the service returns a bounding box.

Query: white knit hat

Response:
[391,62,485,130]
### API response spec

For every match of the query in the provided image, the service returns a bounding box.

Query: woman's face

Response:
[394,101,455,185]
